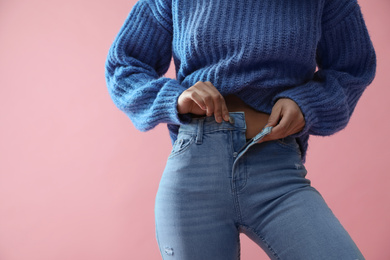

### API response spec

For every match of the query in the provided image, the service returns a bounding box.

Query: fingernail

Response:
[217,116,222,122]
[224,114,229,121]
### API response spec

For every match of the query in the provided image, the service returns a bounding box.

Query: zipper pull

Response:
[253,126,273,142]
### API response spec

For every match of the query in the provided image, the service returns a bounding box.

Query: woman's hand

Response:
[258,98,305,143]
[177,81,230,123]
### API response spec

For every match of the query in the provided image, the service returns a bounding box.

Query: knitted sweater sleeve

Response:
[105,0,192,131]
[272,0,376,137]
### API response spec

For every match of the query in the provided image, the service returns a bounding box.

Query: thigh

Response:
[238,138,364,259]
[154,132,239,260]
[155,193,239,260]
[245,186,364,260]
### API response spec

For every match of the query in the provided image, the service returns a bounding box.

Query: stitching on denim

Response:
[205,128,244,134]
[275,138,301,154]
[235,154,248,192]
[207,128,246,133]
[239,224,280,260]
[231,184,243,224]
[168,135,196,159]
[180,127,245,135]
[229,130,235,161]
[237,230,241,260]
[195,117,204,144]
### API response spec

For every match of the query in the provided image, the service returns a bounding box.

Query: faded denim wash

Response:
[155,112,364,260]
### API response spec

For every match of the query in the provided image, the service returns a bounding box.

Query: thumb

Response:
[265,106,281,127]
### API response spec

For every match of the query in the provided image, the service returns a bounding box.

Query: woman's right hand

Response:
[177,81,230,123]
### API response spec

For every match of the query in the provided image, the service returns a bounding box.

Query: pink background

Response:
[0,0,389,259]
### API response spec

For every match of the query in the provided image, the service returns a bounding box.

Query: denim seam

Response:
[231,184,243,224]
[180,128,245,135]
[239,224,280,260]
[275,139,301,154]
[195,117,204,144]
[229,131,235,165]
[205,127,246,133]
[168,135,196,159]
[237,231,241,260]
[235,155,248,192]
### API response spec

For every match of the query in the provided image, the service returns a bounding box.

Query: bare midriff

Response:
[224,94,270,139]
[190,94,270,139]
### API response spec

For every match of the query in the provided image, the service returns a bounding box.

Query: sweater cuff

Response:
[161,81,193,126]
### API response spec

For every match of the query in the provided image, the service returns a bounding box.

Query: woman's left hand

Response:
[257,98,305,143]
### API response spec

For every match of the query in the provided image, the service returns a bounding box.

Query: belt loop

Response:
[195,118,204,145]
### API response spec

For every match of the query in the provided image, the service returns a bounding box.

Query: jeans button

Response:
[233,152,238,158]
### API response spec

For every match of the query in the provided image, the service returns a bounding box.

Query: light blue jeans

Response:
[155,112,364,260]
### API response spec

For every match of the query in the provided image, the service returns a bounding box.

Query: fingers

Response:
[258,102,281,143]
[265,103,282,128]
[259,107,283,143]
[177,89,206,115]
[261,114,292,143]
[191,82,214,116]
[221,102,230,121]
[177,81,229,123]
[199,81,230,123]
[257,98,305,143]
[190,91,207,111]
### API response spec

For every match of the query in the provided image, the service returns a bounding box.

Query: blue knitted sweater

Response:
[105,0,376,163]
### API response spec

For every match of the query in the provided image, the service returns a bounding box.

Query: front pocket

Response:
[275,136,301,154]
[168,133,196,159]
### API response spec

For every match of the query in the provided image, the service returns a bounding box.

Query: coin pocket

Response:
[168,133,196,159]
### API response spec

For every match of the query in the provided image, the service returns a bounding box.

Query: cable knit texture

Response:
[105,0,376,163]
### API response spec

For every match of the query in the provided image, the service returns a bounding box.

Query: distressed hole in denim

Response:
[295,163,303,169]
[164,247,174,256]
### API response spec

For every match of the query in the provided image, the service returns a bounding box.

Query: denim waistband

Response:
[179,112,247,135]
[178,111,275,162]
[177,111,302,163]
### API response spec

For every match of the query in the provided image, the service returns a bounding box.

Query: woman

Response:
[105,0,376,259]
